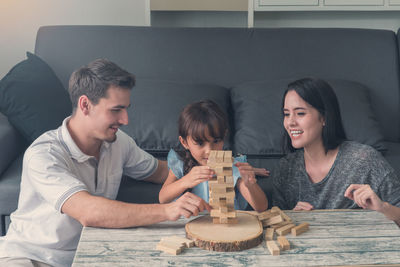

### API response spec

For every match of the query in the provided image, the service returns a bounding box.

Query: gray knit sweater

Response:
[272,141,400,210]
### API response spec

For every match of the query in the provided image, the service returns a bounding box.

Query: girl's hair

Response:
[282,77,347,153]
[177,100,228,174]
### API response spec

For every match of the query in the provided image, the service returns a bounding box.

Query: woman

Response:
[272,77,400,225]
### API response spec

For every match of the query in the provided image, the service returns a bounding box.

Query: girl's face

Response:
[179,129,224,166]
[283,90,325,151]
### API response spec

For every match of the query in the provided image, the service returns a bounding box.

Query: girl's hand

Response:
[293,201,314,211]
[235,162,257,187]
[344,184,384,211]
[253,167,270,177]
[182,166,214,189]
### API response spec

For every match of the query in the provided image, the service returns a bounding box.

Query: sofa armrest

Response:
[0,113,27,176]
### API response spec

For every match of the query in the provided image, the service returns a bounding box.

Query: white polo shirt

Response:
[0,117,158,267]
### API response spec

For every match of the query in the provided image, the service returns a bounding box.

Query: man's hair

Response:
[281,77,347,153]
[68,58,136,112]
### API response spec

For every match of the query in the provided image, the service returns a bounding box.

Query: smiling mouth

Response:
[290,130,303,137]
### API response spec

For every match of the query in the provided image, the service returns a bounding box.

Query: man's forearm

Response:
[62,191,171,228]
[82,196,170,228]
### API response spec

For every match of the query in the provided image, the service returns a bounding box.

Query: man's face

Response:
[87,86,131,143]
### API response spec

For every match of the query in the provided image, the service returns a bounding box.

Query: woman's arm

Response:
[345,184,400,226]
[235,162,268,212]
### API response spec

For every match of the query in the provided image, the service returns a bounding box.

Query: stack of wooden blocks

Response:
[207,150,237,224]
[259,206,309,256]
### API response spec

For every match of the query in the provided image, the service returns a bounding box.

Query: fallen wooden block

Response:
[281,212,292,222]
[156,240,184,255]
[268,220,292,229]
[266,240,280,256]
[264,228,274,241]
[263,215,283,226]
[291,222,310,236]
[258,210,279,221]
[161,236,195,248]
[277,236,290,250]
[276,223,295,236]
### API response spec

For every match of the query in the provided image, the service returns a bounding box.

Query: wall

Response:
[0,0,148,79]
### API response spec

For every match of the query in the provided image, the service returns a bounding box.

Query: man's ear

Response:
[179,136,189,149]
[78,95,91,115]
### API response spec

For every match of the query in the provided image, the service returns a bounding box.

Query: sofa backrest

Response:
[35,26,400,144]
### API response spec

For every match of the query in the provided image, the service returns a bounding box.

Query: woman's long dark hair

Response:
[282,78,347,153]
[177,100,228,174]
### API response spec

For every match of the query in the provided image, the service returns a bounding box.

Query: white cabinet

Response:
[254,0,400,10]
[324,0,383,5]
[259,0,318,5]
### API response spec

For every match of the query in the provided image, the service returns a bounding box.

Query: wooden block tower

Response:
[207,150,237,224]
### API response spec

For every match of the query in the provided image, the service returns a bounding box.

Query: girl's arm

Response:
[235,162,268,212]
[159,167,214,204]
[159,170,188,204]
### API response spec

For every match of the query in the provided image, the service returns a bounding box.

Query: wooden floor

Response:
[72,209,400,266]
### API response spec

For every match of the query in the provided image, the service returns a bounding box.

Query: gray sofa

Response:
[1,26,400,236]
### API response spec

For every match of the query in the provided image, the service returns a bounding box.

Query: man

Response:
[0,59,210,267]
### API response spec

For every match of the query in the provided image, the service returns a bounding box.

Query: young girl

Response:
[159,100,269,212]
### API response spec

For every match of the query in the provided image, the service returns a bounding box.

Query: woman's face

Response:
[283,90,325,150]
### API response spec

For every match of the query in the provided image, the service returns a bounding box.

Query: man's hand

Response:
[165,192,211,221]
[293,201,314,211]
[344,184,384,211]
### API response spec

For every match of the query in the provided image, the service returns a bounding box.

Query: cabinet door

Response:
[259,0,318,5]
[390,0,400,5]
[324,0,383,5]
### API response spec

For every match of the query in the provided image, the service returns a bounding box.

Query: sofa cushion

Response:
[0,52,71,142]
[231,79,386,155]
[121,79,230,152]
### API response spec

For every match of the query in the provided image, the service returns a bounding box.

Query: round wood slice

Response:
[185,211,263,252]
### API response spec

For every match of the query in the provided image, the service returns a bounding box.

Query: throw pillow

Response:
[0,52,71,142]
[121,79,230,152]
[231,79,386,155]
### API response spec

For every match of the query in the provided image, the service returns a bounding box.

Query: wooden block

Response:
[216,151,224,162]
[280,211,293,223]
[217,175,225,183]
[225,175,233,184]
[161,236,195,248]
[258,210,279,221]
[263,215,283,226]
[264,228,274,241]
[210,190,235,199]
[270,206,281,213]
[219,206,228,213]
[223,151,232,163]
[291,222,310,236]
[276,223,295,236]
[266,241,280,256]
[208,151,217,163]
[210,210,236,218]
[277,236,290,250]
[156,241,183,255]
[267,221,291,229]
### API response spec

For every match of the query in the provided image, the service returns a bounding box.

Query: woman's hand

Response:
[344,184,384,211]
[293,201,314,211]
[182,166,214,188]
[235,162,258,187]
